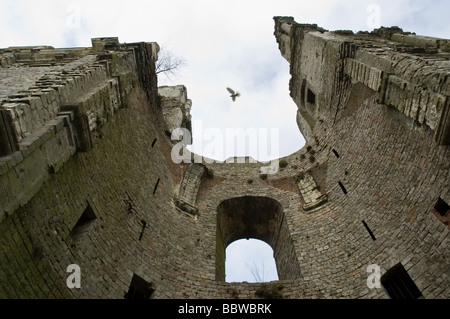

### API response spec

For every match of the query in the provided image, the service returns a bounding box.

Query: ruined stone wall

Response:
[268,17,449,298]
[0,18,448,299]
[0,38,204,298]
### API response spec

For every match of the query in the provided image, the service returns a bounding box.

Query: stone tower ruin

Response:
[0,17,448,299]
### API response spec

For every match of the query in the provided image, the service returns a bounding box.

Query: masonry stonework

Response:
[0,17,448,299]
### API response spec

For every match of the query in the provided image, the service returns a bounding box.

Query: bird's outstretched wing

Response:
[226,87,235,94]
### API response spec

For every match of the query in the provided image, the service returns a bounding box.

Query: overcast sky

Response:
[1,0,448,283]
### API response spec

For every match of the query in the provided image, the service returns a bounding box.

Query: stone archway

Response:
[215,196,301,281]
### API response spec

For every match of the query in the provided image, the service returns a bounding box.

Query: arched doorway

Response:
[216,196,301,281]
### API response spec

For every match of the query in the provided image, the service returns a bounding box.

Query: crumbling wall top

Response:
[273,16,450,145]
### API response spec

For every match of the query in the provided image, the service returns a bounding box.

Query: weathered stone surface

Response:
[296,172,328,212]
[0,18,448,300]
[158,85,192,136]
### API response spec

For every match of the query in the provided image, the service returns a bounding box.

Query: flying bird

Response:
[226,87,241,101]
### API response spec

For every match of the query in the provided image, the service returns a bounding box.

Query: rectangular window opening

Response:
[69,203,97,243]
[125,274,155,299]
[153,178,160,195]
[338,181,347,194]
[307,88,316,104]
[381,263,423,299]
[362,220,376,240]
[434,197,449,217]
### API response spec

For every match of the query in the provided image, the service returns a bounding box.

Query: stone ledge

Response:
[174,198,199,217]
[0,117,76,220]
[303,194,329,213]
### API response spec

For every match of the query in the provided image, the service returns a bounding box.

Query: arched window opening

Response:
[225,238,278,283]
[216,196,301,282]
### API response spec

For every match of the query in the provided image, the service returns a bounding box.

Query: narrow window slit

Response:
[139,220,147,241]
[153,178,160,195]
[338,181,347,194]
[307,88,316,104]
[362,220,376,240]
[332,149,340,158]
